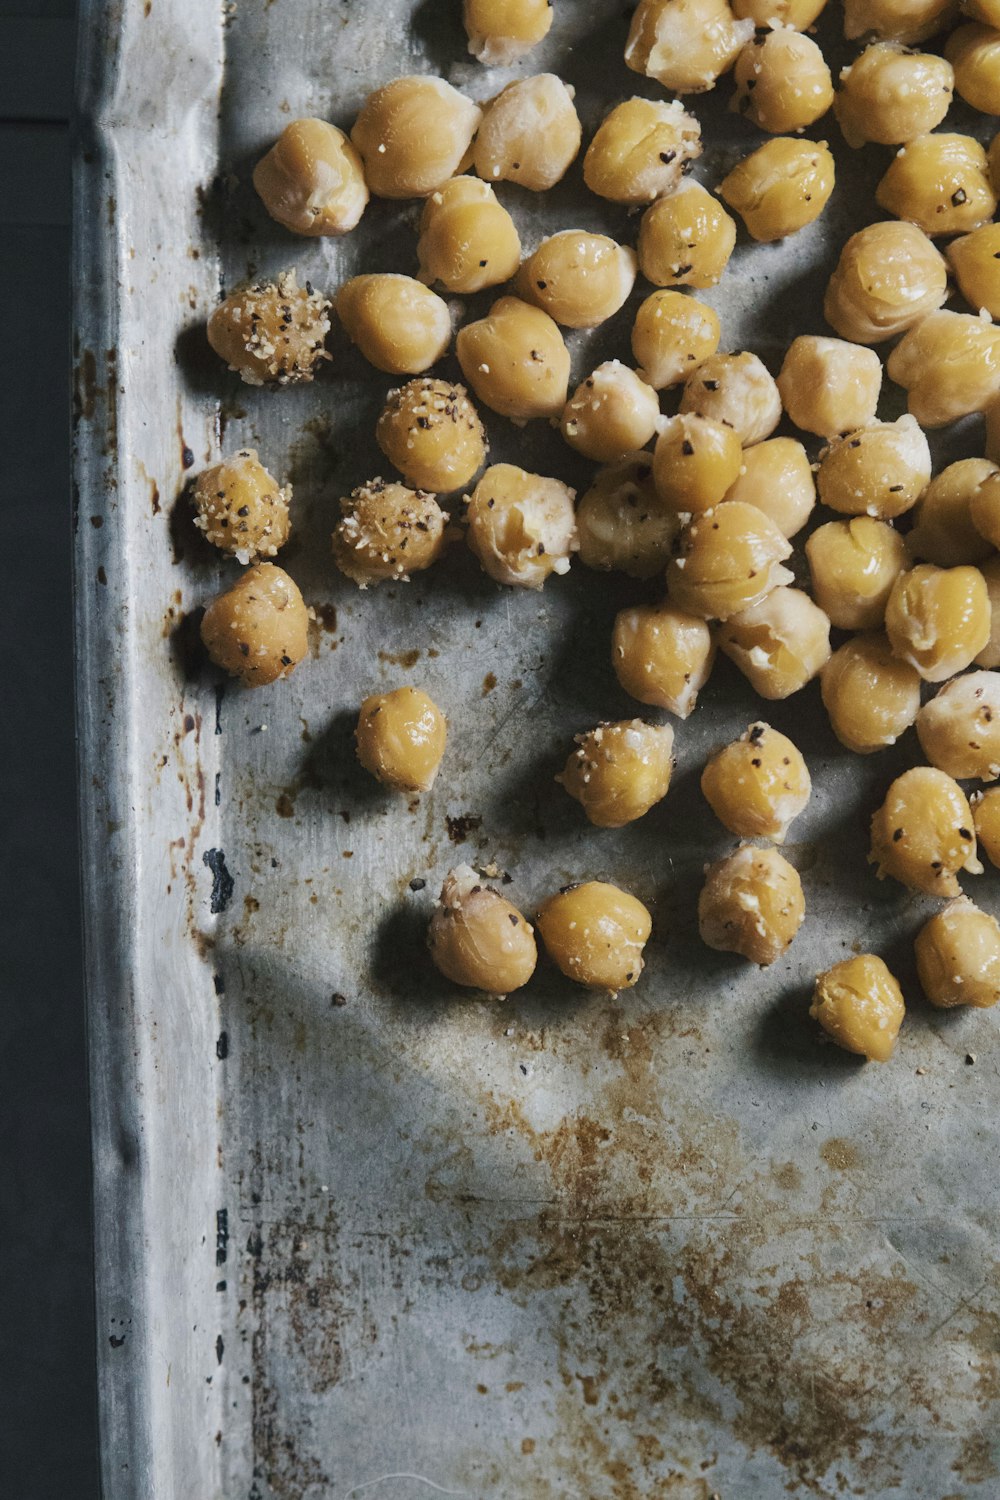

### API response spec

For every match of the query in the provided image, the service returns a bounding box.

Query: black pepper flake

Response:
[236,505,249,516]
[530,349,542,361]
[893,828,904,841]
[749,724,764,742]
[888,484,903,492]
[681,439,695,455]
[537,543,545,555]
[931,860,942,870]
[675,263,693,276]
[537,279,547,289]
[479,259,488,267]
[409,877,427,891]
[416,416,430,429]
[959,826,973,839]
[280,654,291,665]
[239,642,250,656]
[952,188,967,206]
[703,379,719,391]
[659,149,676,164]
[751,757,762,767]
[850,438,861,448]
[508,913,518,925]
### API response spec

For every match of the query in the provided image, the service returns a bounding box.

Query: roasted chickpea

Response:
[843,0,958,42]
[472,75,582,192]
[583,97,702,205]
[870,765,981,896]
[332,480,447,588]
[915,897,1000,1009]
[809,955,904,1063]
[625,0,753,93]
[806,518,909,630]
[252,118,368,237]
[731,31,833,134]
[719,138,835,243]
[679,352,782,447]
[638,182,737,289]
[821,633,921,753]
[987,396,1000,464]
[946,21,1000,111]
[376,377,487,493]
[516,231,637,329]
[777,336,882,439]
[577,456,680,579]
[973,783,1000,862]
[990,127,1000,194]
[887,311,1000,427]
[653,413,744,513]
[718,586,831,699]
[816,417,931,521]
[559,719,675,827]
[834,45,954,149]
[947,225,1000,321]
[970,466,1000,548]
[336,274,451,375]
[698,846,805,966]
[350,76,482,199]
[876,133,996,237]
[465,463,577,588]
[733,0,826,23]
[207,271,331,387]
[200,563,308,687]
[192,450,291,563]
[701,722,810,843]
[428,865,537,994]
[908,460,996,567]
[916,672,1000,781]
[886,564,991,681]
[966,0,1000,24]
[463,0,553,64]
[668,501,793,620]
[416,178,520,295]
[561,364,661,464]
[456,297,570,423]
[823,221,948,344]
[975,556,1000,668]
[723,438,815,539]
[355,686,447,792]
[631,290,721,390]
[612,601,717,718]
[536,881,652,993]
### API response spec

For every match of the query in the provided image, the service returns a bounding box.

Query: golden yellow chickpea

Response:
[908,460,996,567]
[973,783,1000,863]
[679,352,782,447]
[456,296,570,423]
[612,601,717,718]
[561,363,661,465]
[376,377,487,493]
[916,672,1000,781]
[355,686,447,793]
[558,719,675,827]
[885,563,991,681]
[809,955,904,1062]
[416,178,520,296]
[625,0,754,93]
[887,311,1000,427]
[463,0,553,63]
[946,21,1000,111]
[207,271,331,387]
[806,518,909,631]
[723,438,815,539]
[668,501,793,620]
[990,127,1000,194]
[915,897,1000,1009]
[577,456,679,579]
[472,75,582,192]
[701,722,810,843]
[699,846,805,966]
[192,449,291,562]
[536,881,652,993]
[970,467,1000,549]
[834,45,954,149]
[516,231,637,330]
[987,395,1000,464]
[876,133,996,237]
[870,765,982,896]
[731,31,834,134]
[947,224,1000,320]
[733,0,826,22]
[816,416,931,521]
[638,183,737,289]
[428,865,537,994]
[584,97,703,205]
[332,480,448,588]
[631,289,721,391]
[821,633,921,753]
[843,0,958,42]
[653,413,744,513]
[200,563,308,687]
[252,118,368,237]
[350,76,482,199]
[975,556,1000,667]
[336,274,451,376]
[465,463,577,588]
[966,0,1000,24]
[823,220,949,344]
[718,587,832,700]
[719,138,835,243]
[777,336,882,439]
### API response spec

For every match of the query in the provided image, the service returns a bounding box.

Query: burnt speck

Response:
[213,972,226,995]
[203,848,235,913]
[109,1334,126,1349]
[215,1335,224,1365]
[216,1208,229,1265]
[216,1032,229,1060]
[181,443,195,470]
[447,813,483,844]
[409,877,427,891]
[331,992,348,1007]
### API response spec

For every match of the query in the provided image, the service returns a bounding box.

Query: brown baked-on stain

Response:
[482,671,497,695]
[276,792,296,818]
[446,813,483,844]
[312,602,338,633]
[772,1161,803,1192]
[378,647,421,668]
[820,1137,860,1172]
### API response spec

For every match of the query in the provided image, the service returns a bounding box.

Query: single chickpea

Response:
[463,0,553,64]
[612,601,717,718]
[834,45,954,149]
[577,456,679,579]
[973,783,1000,863]
[536,881,652,993]
[625,0,753,94]
[908,460,996,567]
[583,97,703,205]
[777,336,882,439]
[516,231,637,329]
[668,501,793,620]
[679,352,782,447]
[946,21,1000,112]
[472,75,582,192]
[638,182,737,289]
[336,274,451,375]
[652,413,744,513]
[821,633,921,754]
[200,563,308,687]
[332,480,448,588]
[975,556,1000,668]
[991,128,1000,195]
[916,672,1000,782]
[947,224,1000,321]
[823,221,949,344]
[809,956,904,1062]
[207,271,331,387]
[631,289,721,390]
[252,118,368,237]
[376,377,487,493]
[465,463,577,588]
[558,719,675,828]
[806,518,909,630]
[815,416,931,521]
[192,450,291,563]
[988,395,1000,464]
[698,846,805,967]
[718,138,835,243]
[843,0,959,42]
[733,0,826,22]
[427,865,537,994]
[701,722,811,843]
[886,310,1000,426]
[718,586,832,700]
[723,438,815,539]
[731,31,833,134]
[350,76,482,198]
[876,133,996,237]
[416,178,520,295]
[885,563,991,681]
[456,297,570,423]
[355,686,447,792]
[966,0,1000,23]
[970,466,1000,548]
[870,765,982,896]
[561,363,661,465]
[915,897,1000,1009]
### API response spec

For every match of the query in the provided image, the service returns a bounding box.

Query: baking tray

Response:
[74,1,1000,1495]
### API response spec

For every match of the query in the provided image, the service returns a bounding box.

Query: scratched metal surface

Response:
[74,0,1000,1496]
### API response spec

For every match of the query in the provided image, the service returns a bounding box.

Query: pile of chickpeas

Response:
[192,0,1000,1052]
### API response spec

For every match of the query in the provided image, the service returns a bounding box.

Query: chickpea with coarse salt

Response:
[821,633,921,754]
[336,275,451,376]
[625,0,753,94]
[823,221,948,344]
[332,480,448,588]
[558,720,675,828]
[885,564,991,682]
[816,416,931,521]
[975,557,1000,668]
[638,182,737,289]
[870,765,982,896]
[973,784,1000,864]
[253,119,368,236]
[416,178,521,295]
[200,564,309,688]
[908,460,996,568]
[350,76,481,198]
[970,467,1000,549]
[698,846,805,967]
[843,0,958,43]
[876,133,996,237]
[561,364,661,465]
[947,225,1000,321]
[612,601,717,718]
[536,882,652,993]
[207,271,331,387]
[577,457,679,579]
[584,98,702,205]
[355,686,447,793]
[810,956,905,1063]
[192,450,291,563]
[777,336,882,439]
[701,723,810,843]
[679,352,782,447]
[723,438,815,539]
[465,464,577,589]
[472,75,582,192]
[376,377,487,493]
[916,672,1000,782]
[456,297,570,423]
[731,31,833,134]
[463,0,553,64]
[428,866,537,994]
[887,311,1000,427]
[516,231,637,329]
[652,413,743,513]
[718,138,835,243]
[718,587,832,700]
[946,22,1000,112]
[631,290,721,391]
[834,45,954,149]
[667,501,793,621]
[806,519,909,631]
[915,898,1000,1010]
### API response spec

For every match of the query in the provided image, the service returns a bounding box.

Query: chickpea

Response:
[207,271,331,387]
[252,119,367,238]
[885,563,991,680]
[815,417,931,521]
[987,396,1000,464]
[719,138,835,244]
[472,75,582,192]
[427,865,537,994]
[843,0,959,42]
[465,463,577,588]
[516,231,636,330]
[638,182,737,289]
[584,98,703,205]
[652,413,744,513]
[701,722,810,843]
[947,225,1000,321]
[970,467,1000,549]
[823,221,948,344]
[463,0,553,64]
[612,601,717,718]
[625,0,753,94]
[698,846,805,967]
[973,783,1000,863]
[870,765,981,896]
[718,586,831,700]
[908,460,996,567]
[336,274,451,376]
[886,311,1000,427]
[679,352,782,447]
[991,128,1000,195]
[806,519,909,631]
[456,297,570,423]
[975,556,1000,668]
[809,955,904,1063]
[733,0,826,24]
[561,364,661,465]
[192,450,291,563]
[415,178,520,296]
[200,563,308,687]
[876,133,996,237]
[332,480,447,588]
[821,632,921,754]
[946,21,1000,112]
[668,501,793,620]
[355,686,447,792]
[558,719,675,827]
[631,289,721,391]
[731,31,834,134]
[577,456,679,579]
[834,45,954,149]
[777,336,882,440]
[916,672,1000,782]
[536,881,652,993]
[376,378,487,493]
[966,0,1000,24]
[350,76,482,199]
[915,898,1000,1009]
[723,438,815,539]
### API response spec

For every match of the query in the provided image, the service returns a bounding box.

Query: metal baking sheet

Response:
[74,1,1000,1496]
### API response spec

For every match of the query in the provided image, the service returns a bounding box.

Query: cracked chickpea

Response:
[679,352,782,447]
[973,785,1000,865]
[192,449,291,563]
[463,0,553,64]
[376,378,486,493]
[355,686,447,793]
[516,231,636,330]
[584,98,702,205]
[456,297,570,423]
[577,456,679,579]
[870,766,981,897]
[824,221,948,344]
[667,501,793,621]
[806,519,909,631]
[777,336,882,439]
[625,0,753,94]
[701,723,810,843]
[465,463,577,588]
[207,271,331,387]
[336,275,451,376]
[843,0,958,43]
[612,601,717,718]
[631,290,720,391]
[816,416,931,521]
[638,182,736,289]
[947,225,1000,321]
[558,720,675,828]
[417,178,521,295]
[200,564,308,688]
[834,45,953,149]
[908,460,996,568]
[810,956,904,1063]
[916,672,1000,782]
[876,133,996,237]
[332,480,447,588]
[887,311,1000,427]
[536,882,652,993]
[252,118,368,237]
[723,438,815,539]
[821,633,921,754]
[947,22,1000,113]
[915,898,1000,1010]
[975,557,1000,668]
[885,564,991,681]
[731,31,833,134]
[428,865,537,994]
[653,413,743,513]
[350,76,481,198]
[718,587,831,700]
[719,138,835,244]
[698,846,805,967]
[561,364,661,465]
[472,75,581,192]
